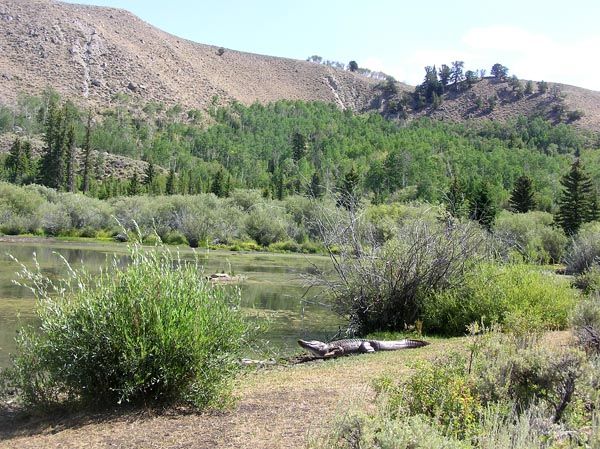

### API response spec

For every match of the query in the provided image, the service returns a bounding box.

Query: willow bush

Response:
[3,242,251,409]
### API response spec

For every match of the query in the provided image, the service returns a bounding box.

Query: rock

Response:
[207,273,244,283]
[114,232,129,242]
[127,81,137,92]
[91,78,102,87]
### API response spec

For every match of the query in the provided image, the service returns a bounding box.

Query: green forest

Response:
[1,89,598,208]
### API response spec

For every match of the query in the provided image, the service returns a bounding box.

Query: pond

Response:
[0,239,341,367]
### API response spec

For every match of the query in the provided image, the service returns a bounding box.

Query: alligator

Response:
[298,338,429,358]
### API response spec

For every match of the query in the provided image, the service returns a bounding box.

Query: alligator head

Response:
[298,339,329,357]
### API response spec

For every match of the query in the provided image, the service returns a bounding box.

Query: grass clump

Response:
[2,242,251,410]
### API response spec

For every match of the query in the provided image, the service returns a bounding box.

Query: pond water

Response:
[0,240,341,367]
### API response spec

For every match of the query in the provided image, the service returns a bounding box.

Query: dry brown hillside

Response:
[0,0,385,112]
[1,0,600,132]
[414,77,600,131]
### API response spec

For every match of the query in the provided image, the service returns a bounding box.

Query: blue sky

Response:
[63,0,600,90]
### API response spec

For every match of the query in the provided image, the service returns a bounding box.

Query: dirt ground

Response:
[0,333,572,449]
[0,339,458,449]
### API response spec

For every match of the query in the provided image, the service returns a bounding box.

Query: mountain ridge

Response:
[0,0,392,113]
[1,0,600,131]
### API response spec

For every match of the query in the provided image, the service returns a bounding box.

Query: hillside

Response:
[0,0,388,112]
[410,77,600,131]
[3,0,600,132]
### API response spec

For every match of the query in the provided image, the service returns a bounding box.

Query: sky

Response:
[63,0,600,91]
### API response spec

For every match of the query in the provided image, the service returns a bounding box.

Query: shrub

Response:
[39,202,72,236]
[493,211,566,264]
[423,263,578,335]
[565,222,600,274]
[269,239,301,253]
[163,230,188,246]
[245,205,288,246]
[395,354,483,438]
[312,330,592,449]
[0,182,44,233]
[571,292,600,354]
[3,243,251,409]
[311,214,489,335]
[58,193,113,231]
[227,189,264,212]
[573,265,600,294]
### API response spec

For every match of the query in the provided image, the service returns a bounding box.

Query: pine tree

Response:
[468,182,496,230]
[38,100,69,190]
[308,171,324,199]
[291,132,308,161]
[438,64,451,90]
[66,124,77,192]
[144,161,155,189]
[445,177,467,218]
[82,111,93,194]
[450,61,465,89]
[509,176,536,213]
[5,137,32,185]
[224,174,231,197]
[337,166,360,211]
[273,170,285,200]
[165,167,176,195]
[127,172,140,196]
[211,169,224,197]
[556,159,597,234]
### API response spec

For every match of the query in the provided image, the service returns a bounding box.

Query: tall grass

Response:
[3,242,251,409]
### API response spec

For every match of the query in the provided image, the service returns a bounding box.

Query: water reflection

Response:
[0,241,339,366]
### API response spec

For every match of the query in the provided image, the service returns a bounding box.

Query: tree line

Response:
[1,91,598,236]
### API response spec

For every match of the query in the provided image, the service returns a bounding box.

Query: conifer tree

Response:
[291,132,308,161]
[273,170,285,201]
[66,124,77,193]
[38,99,70,190]
[445,177,467,218]
[165,167,176,195]
[127,172,140,196]
[224,174,231,197]
[450,61,465,89]
[308,171,324,199]
[337,166,360,211]
[556,159,597,234]
[144,161,155,187]
[438,64,451,90]
[509,175,536,213]
[5,137,32,185]
[468,182,496,230]
[82,111,93,194]
[211,169,224,197]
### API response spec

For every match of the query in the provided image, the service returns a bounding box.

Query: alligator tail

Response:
[377,339,430,350]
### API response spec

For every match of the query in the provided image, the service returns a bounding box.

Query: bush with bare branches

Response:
[308,205,490,335]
